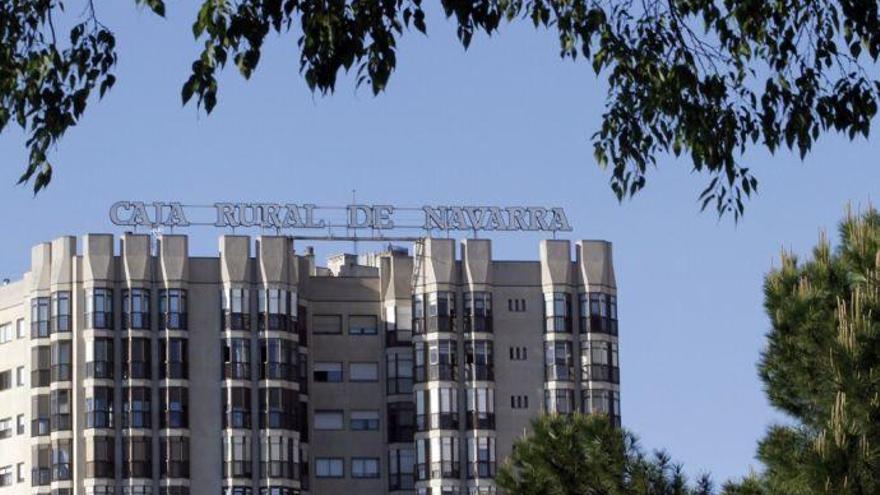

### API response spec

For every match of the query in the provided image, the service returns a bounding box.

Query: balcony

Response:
[466,412,495,430]
[467,461,496,479]
[223,363,251,380]
[464,315,493,334]
[416,413,459,431]
[583,364,620,384]
[581,315,618,336]
[261,363,296,382]
[160,312,188,331]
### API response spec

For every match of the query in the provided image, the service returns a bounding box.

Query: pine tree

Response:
[496,413,714,495]
[758,207,880,495]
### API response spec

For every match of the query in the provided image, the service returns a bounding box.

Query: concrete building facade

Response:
[0,234,619,495]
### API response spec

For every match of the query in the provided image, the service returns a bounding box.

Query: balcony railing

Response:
[464,315,493,334]
[223,363,251,380]
[583,364,620,384]
[581,315,618,336]
[466,412,495,430]
[261,363,296,381]
[416,413,459,431]
[160,313,188,331]
[467,461,496,479]
[86,361,113,379]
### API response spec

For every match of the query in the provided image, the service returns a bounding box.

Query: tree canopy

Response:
[758,207,880,494]
[497,412,762,495]
[2,1,879,215]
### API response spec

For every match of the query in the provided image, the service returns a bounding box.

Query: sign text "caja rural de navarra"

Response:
[109,202,573,232]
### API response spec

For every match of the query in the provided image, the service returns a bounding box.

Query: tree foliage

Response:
[758,207,880,494]
[2,1,879,217]
[496,412,767,495]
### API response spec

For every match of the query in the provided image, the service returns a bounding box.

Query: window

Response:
[161,338,188,379]
[314,410,344,430]
[466,437,496,479]
[509,346,528,360]
[223,338,251,380]
[222,287,251,331]
[580,293,618,335]
[223,488,251,495]
[350,410,379,431]
[544,388,575,415]
[16,462,24,483]
[581,340,620,383]
[387,401,415,443]
[0,418,11,439]
[424,435,459,479]
[350,362,378,382]
[31,297,50,338]
[412,294,425,335]
[465,340,494,380]
[0,370,9,391]
[161,436,190,478]
[52,291,71,333]
[31,345,50,386]
[464,292,492,333]
[260,435,297,479]
[52,439,72,480]
[31,394,50,436]
[510,395,529,409]
[260,387,296,430]
[50,389,71,431]
[87,288,114,330]
[123,487,151,495]
[261,338,296,381]
[351,458,380,478]
[161,387,188,428]
[16,366,24,386]
[384,304,412,346]
[312,314,342,335]
[386,353,413,395]
[51,341,72,382]
[88,486,118,495]
[159,289,188,330]
[315,458,343,478]
[508,298,527,312]
[466,388,495,429]
[123,289,151,330]
[427,292,456,333]
[349,315,378,335]
[123,436,152,478]
[86,387,114,429]
[417,340,457,382]
[123,338,151,379]
[544,341,574,381]
[416,387,458,431]
[86,338,114,379]
[86,436,114,478]
[0,323,12,343]
[16,414,24,435]
[582,389,621,426]
[222,387,251,429]
[388,448,415,490]
[223,435,252,478]
[32,444,51,485]
[258,288,291,332]
[544,292,572,333]
[0,465,12,487]
[15,319,24,339]
[313,362,342,383]
[123,387,151,429]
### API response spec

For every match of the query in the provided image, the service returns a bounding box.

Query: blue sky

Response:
[0,2,877,485]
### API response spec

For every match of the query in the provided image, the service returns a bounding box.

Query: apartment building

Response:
[0,234,619,495]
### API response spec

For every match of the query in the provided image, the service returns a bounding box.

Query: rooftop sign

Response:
[109,202,573,233]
